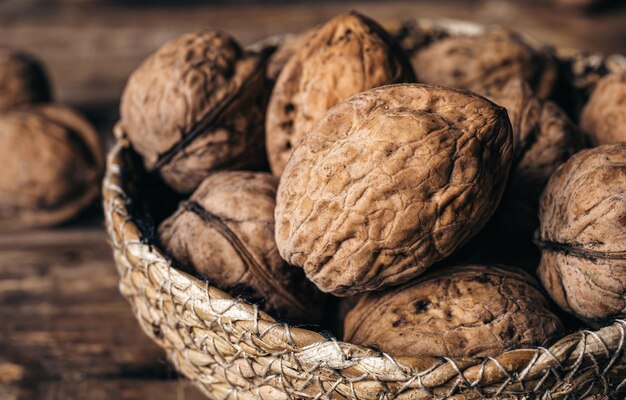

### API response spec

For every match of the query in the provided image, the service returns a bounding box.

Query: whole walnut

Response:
[486,79,585,235]
[159,171,323,321]
[121,31,269,194]
[0,47,52,110]
[410,30,557,100]
[275,84,513,296]
[537,144,626,323]
[265,11,415,177]
[580,72,626,146]
[0,105,103,229]
[344,264,563,358]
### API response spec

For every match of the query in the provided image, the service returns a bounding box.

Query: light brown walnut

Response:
[0,105,103,229]
[411,30,557,100]
[537,144,626,324]
[0,47,52,110]
[159,171,323,321]
[265,11,415,177]
[344,264,563,358]
[580,72,626,146]
[265,30,314,82]
[121,31,269,194]
[275,84,513,296]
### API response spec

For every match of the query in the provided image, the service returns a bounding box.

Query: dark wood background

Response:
[1,1,625,399]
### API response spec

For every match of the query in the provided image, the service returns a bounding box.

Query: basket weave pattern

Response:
[104,138,626,399]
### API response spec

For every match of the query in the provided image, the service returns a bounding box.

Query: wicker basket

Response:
[103,19,626,400]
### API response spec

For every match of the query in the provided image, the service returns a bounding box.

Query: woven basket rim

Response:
[103,18,626,399]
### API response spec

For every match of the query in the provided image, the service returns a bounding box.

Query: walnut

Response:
[0,105,103,229]
[265,11,415,177]
[159,171,323,321]
[275,84,513,296]
[580,72,626,146]
[0,47,52,110]
[344,264,563,358]
[537,144,626,323]
[410,30,557,100]
[265,30,314,82]
[120,31,269,194]
[486,79,585,236]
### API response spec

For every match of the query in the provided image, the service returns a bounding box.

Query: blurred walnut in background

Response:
[408,29,557,100]
[0,47,52,111]
[0,105,103,229]
[580,72,626,145]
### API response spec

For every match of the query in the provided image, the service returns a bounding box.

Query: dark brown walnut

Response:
[0,47,52,110]
[537,144,626,323]
[265,11,415,177]
[411,29,557,100]
[275,84,513,296]
[0,105,103,229]
[159,171,323,321]
[120,30,269,194]
[580,72,626,146]
[486,80,585,236]
[344,264,563,358]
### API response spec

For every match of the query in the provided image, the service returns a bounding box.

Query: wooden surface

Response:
[1,1,626,399]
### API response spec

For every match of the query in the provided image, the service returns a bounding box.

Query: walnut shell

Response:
[344,264,563,358]
[275,84,513,296]
[411,30,557,100]
[486,80,585,235]
[265,11,415,177]
[159,171,322,321]
[0,105,103,229]
[121,31,268,194]
[537,144,626,323]
[580,72,626,146]
[265,30,314,82]
[0,47,52,110]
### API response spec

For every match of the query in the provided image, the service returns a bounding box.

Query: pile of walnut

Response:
[0,48,103,229]
[121,11,626,355]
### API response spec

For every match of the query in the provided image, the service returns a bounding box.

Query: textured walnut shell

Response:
[0,47,52,111]
[486,80,585,235]
[411,30,557,100]
[159,171,322,321]
[580,72,626,146]
[121,31,268,194]
[265,11,415,177]
[275,84,513,296]
[344,264,563,358]
[537,144,626,323]
[0,105,103,229]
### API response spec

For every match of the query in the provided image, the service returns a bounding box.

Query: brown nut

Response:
[0,47,52,110]
[121,31,269,194]
[0,105,103,229]
[265,11,415,177]
[537,144,626,323]
[580,72,626,146]
[411,30,557,100]
[159,171,323,321]
[265,30,314,82]
[486,80,585,235]
[275,84,513,296]
[344,264,563,358]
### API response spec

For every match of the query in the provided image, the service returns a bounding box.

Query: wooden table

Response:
[1,1,625,399]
